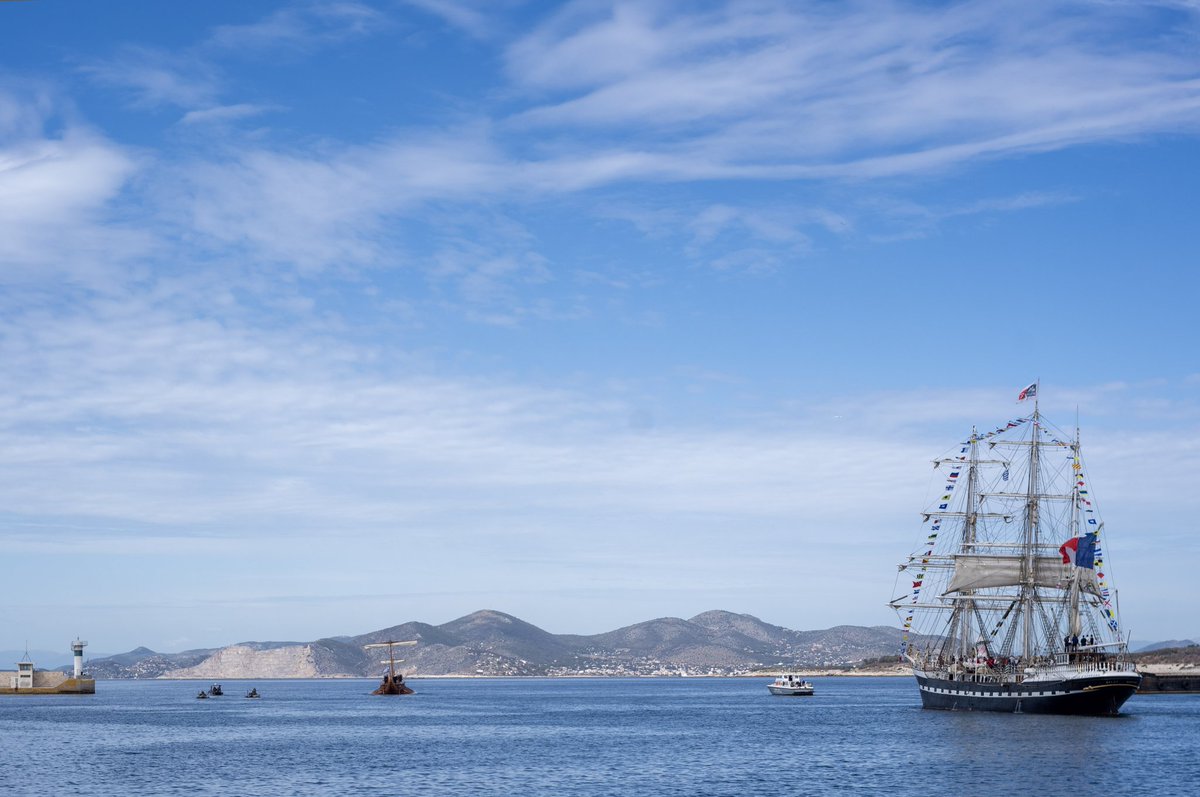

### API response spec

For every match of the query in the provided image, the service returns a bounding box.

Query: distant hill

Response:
[84,609,930,679]
[1135,639,1198,653]
[1133,645,1200,669]
[83,647,216,679]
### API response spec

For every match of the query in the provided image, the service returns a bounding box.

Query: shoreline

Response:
[126,670,914,681]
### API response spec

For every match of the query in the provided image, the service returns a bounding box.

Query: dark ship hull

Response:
[915,672,1139,715]
[373,673,414,695]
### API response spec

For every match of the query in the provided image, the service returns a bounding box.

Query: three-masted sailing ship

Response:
[890,384,1139,714]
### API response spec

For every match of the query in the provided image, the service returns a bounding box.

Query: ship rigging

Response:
[889,384,1139,714]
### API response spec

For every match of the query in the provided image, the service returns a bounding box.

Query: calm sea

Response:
[2,677,1197,796]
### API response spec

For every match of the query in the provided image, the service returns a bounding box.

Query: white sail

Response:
[944,554,1101,595]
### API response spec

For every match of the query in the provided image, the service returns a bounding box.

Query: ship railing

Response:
[1062,658,1137,675]
[1051,652,1136,673]
[917,654,1136,683]
[917,661,1025,684]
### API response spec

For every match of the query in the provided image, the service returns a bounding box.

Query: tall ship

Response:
[890,384,1139,714]
[1,639,95,695]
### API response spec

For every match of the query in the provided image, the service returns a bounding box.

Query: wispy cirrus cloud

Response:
[207,1,386,52]
[109,0,1198,282]
[171,125,509,270]
[504,1,1200,178]
[394,0,498,39]
[80,3,385,118]
[53,1,1200,287]
[80,45,221,110]
[179,103,281,126]
[864,189,1081,241]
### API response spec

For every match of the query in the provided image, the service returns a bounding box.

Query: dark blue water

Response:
[2,677,1197,796]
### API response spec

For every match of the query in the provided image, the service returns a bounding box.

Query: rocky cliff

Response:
[166,644,349,679]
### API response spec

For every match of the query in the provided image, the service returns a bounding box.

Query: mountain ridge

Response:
[82,609,924,679]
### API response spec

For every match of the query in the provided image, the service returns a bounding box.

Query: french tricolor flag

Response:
[1059,534,1097,569]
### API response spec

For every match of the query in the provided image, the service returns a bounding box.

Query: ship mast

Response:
[1021,390,1041,660]
[1068,419,1083,639]
[939,428,983,664]
[960,428,981,661]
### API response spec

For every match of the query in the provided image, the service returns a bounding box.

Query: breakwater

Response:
[1137,671,1200,693]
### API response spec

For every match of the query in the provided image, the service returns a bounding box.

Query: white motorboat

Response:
[768,675,814,696]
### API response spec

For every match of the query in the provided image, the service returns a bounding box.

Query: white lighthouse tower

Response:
[71,638,88,679]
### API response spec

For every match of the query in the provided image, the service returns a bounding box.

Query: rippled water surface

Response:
[2,677,1197,796]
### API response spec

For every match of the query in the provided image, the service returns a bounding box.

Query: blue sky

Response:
[2,0,1198,654]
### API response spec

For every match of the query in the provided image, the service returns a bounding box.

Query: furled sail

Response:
[944,554,1099,594]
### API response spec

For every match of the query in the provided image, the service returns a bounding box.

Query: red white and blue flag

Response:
[1059,534,1097,569]
[1017,382,1037,402]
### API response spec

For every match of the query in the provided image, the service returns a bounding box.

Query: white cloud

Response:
[3,290,1195,546]
[80,4,384,116]
[0,134,129,224]
[81,46,220,109]
[504,1,1200,178]
[424,215,564,322]
[506,1,678,90]
[2,291,1196,643]
[0,91,148,282]
[395,0,497,39]
[207,1,386,52]
[863,190,1080,241]
[0,304,923,546]
[46,0,1199,287]
[170,125,512,270]
[179,103,279,126]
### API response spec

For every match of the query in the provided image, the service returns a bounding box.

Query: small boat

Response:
[208,684,224,696]
[768,675,814,696]
[195,691,209,699]
[245,688,260,699]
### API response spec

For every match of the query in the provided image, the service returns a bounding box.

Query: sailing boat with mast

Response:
[364,640,417,695]
[890,383,1139,715]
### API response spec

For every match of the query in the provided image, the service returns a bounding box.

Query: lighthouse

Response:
[71,638,87,679]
